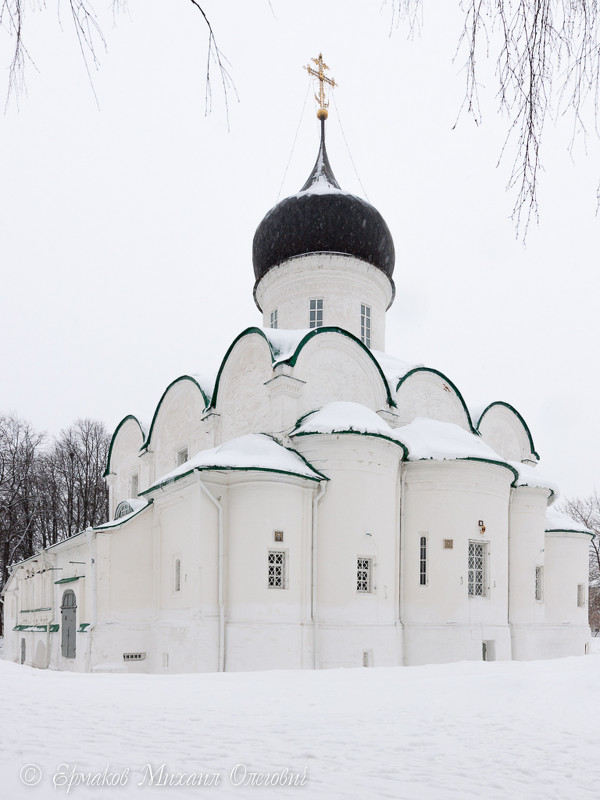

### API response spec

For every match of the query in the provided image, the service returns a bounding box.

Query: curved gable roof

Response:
[476,401,539,461]
[395,367,476,433]
[210,326,395,410]
[142,375,210,452]
[104,415,146,477]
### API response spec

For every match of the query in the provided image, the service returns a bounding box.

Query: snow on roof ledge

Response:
[292,403,559,493]
[145,434,325,493]
[545,508,594,536]
[94,498,151,530]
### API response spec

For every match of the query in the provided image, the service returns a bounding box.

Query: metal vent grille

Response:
[123,652,146,661]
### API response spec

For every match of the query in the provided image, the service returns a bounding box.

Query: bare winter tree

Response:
[561,493,600,634]
[2,2,600,228]
[0,0,234,115]
[0,414,45,587]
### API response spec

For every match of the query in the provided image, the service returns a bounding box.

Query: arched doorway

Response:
[61,590,77,659]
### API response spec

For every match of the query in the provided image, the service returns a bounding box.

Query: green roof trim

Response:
[78,623,91,632]
[396,367,476,433]
[13,624,56,632]
[49,624,59,632]
[104,414,146,477]
[210,326,396,412]
[292,427,410,460]
[545,528,595,539]
[409,455,520,485]
[54,576,83,584]
[141,461,328,497]
[476,401,540,461]
[19,607,51,613]
[141,376,210,453]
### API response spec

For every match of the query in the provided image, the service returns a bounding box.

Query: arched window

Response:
[61,590,77,659]
[114,500,134,520]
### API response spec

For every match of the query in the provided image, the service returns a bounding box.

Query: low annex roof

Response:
[143,433,326,495]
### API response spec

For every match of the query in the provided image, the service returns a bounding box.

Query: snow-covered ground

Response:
[2,645,600,799]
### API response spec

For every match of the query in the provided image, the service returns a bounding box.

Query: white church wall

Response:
[543,531,591,657]
[294,434,401,669]
[478,403,537,464]
[214,332,275,443]
[394,371,472,431]
[292,332,389,421]
[254,254,393,351]
[224,473,315,671]
[152,477,221,673]
[507,487,550,660]
[401,460,513,665]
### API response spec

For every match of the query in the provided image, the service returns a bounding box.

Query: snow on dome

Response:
[147,434,324,492]
[293,401,399,440]
[545,508,594,535]
[397,418,505,463]
[252,119,395,284]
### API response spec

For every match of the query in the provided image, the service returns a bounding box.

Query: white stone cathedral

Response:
[2,95,593,673]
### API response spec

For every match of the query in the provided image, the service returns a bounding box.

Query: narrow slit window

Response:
[174,558,181,593]
[535,566,544,601]
[356,557,372,593]
[577,584,586,607]
[176,447,188,467]
[360,304,371,348]
[309,298,323,328]
[270,309,278,329]
[419,536,427,586]
[130,473,139,497]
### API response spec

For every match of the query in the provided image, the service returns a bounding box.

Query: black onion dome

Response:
[252,120,395,283]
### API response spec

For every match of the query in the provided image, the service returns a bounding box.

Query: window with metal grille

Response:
[360,304,371,348]
[577,584,586,607]
[535,566,544,601]
[356,557,372,593]
[419,536,427,586]
[123,652,146,661]
[270,309,278,329]
[468,542,487,597]
[268,551,286,589]
[309,298,323,328]
[174,558,181,593]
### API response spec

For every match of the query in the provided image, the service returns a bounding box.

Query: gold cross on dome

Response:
[305,53,337,119]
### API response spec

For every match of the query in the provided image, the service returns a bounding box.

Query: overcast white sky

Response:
[1,1,598,500]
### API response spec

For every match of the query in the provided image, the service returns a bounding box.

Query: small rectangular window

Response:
[468,541,487,597]
[419,536,427,586]
[130,472,139,497]
[309,298,323,328]
[174,558,181,593]
[176,447,188,467]
[270,309,278,329]
[360,304,371,348]
[535,566,544,601]
[577,584,586,607]
[356,557,372,593]
[268,551,287,589]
